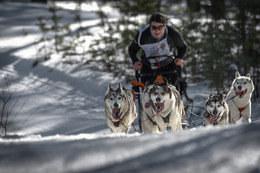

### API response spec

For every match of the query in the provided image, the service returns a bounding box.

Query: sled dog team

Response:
[104,71,254,133]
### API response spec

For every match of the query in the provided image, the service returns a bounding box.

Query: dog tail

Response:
[180,100,185,119]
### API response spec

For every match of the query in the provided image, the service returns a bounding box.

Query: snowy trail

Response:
[0,122,260,173]
[0,2,260,173]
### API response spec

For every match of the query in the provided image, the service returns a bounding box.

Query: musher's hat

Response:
[149,13,167,24]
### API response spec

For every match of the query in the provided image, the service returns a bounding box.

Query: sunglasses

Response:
[151,25,165,31]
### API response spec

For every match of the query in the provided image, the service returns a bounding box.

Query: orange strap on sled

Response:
[131,81,145,101]
[131,81,145,90]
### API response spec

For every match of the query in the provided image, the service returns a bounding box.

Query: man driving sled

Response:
[128,13,187,85]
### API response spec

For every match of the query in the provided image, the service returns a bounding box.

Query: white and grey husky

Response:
[104,83,137,133]
[203,93,230,126]
[140,80,184,133]
[225,71,254,123]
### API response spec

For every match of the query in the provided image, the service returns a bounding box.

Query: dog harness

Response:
[109,114,127,128]
[225,93,246,120]
[146,113,157,126]
[145,111,172,126]
[160,112,171,123]
[238,107,245,120]
[113,121,120,127]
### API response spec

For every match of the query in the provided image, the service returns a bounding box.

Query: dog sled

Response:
[130,63,203,132]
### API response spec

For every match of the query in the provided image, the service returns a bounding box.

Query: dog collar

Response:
[109,114,127,127]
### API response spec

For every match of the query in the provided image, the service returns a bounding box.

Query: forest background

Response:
[33,0,259,98]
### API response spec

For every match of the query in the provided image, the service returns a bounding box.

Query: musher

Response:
[128,12,187,85]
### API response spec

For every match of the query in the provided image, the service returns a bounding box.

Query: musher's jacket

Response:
[128,25,187,69]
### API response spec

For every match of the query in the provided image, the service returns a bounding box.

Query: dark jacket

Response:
[128,25,187,66]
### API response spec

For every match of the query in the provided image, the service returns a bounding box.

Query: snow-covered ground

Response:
[0,2,260,173]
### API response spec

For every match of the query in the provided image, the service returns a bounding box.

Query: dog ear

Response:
[108,83,114,91]
[220,94,226,105]
[219,93,225,100]
[153,82,159,88]
[246,73,250,78]
[168,85,177,99]
[206,93,213,105]
[145,81,150,87]
[118,83,123,91]
[168,87,172,99]
[221,93,226,99]
[236,71,241,78]
[120,83,127,91]
[163,77,168,86]
[105,84,114,100]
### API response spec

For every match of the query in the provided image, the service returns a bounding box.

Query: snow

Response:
[0,2,260,173]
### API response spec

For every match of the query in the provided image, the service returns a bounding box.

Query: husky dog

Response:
[140,80,184,133]
[104,83,137,133]
[140,84,160,132]
[203,93,230,126]
[226,72,254,123]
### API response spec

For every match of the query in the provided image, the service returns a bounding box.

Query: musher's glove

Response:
[174,58,183,66]
[134,61,142,70]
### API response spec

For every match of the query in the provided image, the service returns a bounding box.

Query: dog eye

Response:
[243,82,247,84]
[118,97,122,100]
[109,97,113,101]
[161,92,166,96]
[153,92,158,95]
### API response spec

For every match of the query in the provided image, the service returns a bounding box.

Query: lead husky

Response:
[226,71,254,123]
[140,80,184,133]
[104,83,137,133]
[203,93,230,126]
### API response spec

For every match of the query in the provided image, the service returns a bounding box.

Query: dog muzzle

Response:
[235,88,247,98]
[154,101,165,114]
[112,108,121,120]
[209,113,220,124]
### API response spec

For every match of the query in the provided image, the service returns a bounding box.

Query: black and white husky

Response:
[203,93,230,126]
[225,72,254,123]
[104,83,137,133]
[140,80,184,133]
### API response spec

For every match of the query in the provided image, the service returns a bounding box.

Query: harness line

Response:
[112,107,165,132]
[131,111,162,129]
[225,93,239,102]
[108,110,161,131]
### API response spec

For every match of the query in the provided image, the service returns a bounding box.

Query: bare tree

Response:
[0,76,13,135]
[0,75,33,136]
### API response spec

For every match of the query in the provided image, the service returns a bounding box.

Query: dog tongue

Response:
[236,89,247,96]
[210,115,218,124]
[237,90,243,95]
[112,108,120,120]
[155,102,164,113]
